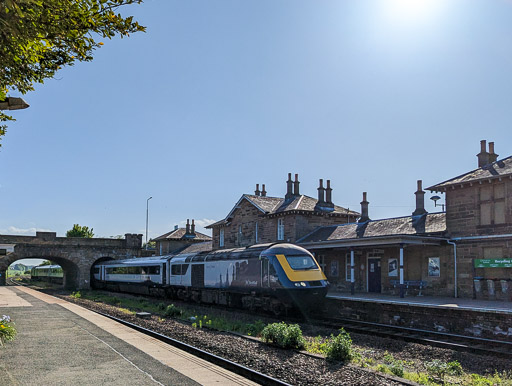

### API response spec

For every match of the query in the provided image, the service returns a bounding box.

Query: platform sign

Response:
[474,258,512,268]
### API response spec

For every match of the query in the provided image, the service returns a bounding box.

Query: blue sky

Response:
[1,0,511,266]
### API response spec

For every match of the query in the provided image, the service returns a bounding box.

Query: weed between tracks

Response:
[67,290,512,385]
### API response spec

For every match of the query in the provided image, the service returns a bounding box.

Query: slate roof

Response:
[174,241,212,254]
[206,194,359,228]
[297,213,446,243]
[153,228,211,241]
[428,156,512,191]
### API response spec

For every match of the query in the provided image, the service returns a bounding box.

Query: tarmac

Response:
[0,286,257,386]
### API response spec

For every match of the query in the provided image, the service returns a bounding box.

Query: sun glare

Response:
[383,0,442,24]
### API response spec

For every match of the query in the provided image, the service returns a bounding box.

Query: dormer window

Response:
[277,218,285,241]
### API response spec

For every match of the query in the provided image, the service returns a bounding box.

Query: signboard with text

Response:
[474,258,512,268]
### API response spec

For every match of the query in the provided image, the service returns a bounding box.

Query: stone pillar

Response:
[350,249,355,295]
[399,244,405,298]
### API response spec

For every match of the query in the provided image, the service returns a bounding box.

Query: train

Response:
[93,243,329,315]
[30,265,64,284]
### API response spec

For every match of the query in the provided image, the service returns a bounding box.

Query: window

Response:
[480,184,506,225]
[255,222,258,243]
[316,254,326,272]
[171,264,189,275]
[238,225,242,246]
[277,218,285,240]
[219,228,224,247]
[285,254,318,270]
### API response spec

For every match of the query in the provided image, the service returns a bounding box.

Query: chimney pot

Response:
[255,184,260,196]
[285,173,293,199]
[191,219,196,235]
[325,179,333,206]
[317,179,325,203]
[261,184,267,197]
[477,140,490,168]
[293,174,300,196]
[488,141,498,163]
[413,179,427,216]
[358,192,370,223]
[186,219,190,234]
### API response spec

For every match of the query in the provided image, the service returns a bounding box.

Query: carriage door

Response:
[261,258,270,288]
[367,257,381,293]
[191,264,204,288]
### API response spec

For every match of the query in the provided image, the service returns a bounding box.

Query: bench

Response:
[389,280,428,296]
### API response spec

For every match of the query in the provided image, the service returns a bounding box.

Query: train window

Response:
[93,267,100,274]
[171,265,181,275]
[285,255,318,270]
[181,264,189,275]
[147,266,160,275]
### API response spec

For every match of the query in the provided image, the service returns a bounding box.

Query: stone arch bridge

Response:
[0,232,143,289]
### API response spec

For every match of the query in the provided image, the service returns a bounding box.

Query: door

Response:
[368,258,381,293]
[191,264,204,288]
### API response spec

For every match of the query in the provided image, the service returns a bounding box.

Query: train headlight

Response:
[300,282,306,287]
[294,283,301,287]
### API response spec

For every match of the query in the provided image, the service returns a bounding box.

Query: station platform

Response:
[327,290,512,314]
[324,290,512,341]
[0,286,256,386]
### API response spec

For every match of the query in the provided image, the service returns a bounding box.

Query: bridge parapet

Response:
[0,233,142,249]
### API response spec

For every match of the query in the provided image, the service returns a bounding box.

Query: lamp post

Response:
[0,97,30,111]
[146,196,152,250]
[430,195,445,212]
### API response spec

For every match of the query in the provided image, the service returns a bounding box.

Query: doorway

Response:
[367,258,381,293]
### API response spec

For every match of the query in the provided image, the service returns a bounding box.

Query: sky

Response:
[2,0,512,266]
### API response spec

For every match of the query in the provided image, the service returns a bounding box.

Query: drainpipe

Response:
[447,240,457,298]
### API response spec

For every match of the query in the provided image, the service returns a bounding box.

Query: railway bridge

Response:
[0,232,143,289]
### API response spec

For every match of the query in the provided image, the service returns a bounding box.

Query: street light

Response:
[145,196,152,250]
[0,97,30,111]
[430,195,445,212]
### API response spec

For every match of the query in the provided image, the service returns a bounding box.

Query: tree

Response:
[0,0,145,147]
[66,224,94,238]
[39,260,52,266]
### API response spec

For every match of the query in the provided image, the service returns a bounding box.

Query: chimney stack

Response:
[477,140,490,168]
[358,192,370,223]
[325,179,333,206]
[261,184,267,197]
[174,225,178,231]
[191,219,196,235]
[293,173,300,196]
[488,141,498,163]
[255,184,261,196]
[317,179,325,203]
[186,219,190,234]
[285,173,293,200]
[412,180,427,216]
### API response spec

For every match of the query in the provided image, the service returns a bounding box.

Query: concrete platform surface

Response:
[327,290,512,314]
[0,286,257,386]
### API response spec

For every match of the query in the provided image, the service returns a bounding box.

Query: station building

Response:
[299,140,512,300]
[153,219,212,255]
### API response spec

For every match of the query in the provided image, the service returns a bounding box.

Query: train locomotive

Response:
[93,243,329,314]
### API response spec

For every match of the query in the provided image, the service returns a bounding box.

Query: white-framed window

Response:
[277,218,285,241]
[237,225,242,245]
[345,254,351,281]
[255,222,259,243]
[219,228,224,247]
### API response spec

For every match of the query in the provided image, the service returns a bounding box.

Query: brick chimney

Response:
[325,179,333,207]
[317,179,325,203]
[488,141,498,163]
[285,173,293,200]
[191,219,196,235]
[412,180,427,216]
[293,173,300,196]
[185,219,190,234]
[261,184,267,197]
[358,192,370,223]
[255,184,261,196]
[477,140,490,168]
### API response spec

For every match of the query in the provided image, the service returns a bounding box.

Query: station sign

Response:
[474,258,512,268]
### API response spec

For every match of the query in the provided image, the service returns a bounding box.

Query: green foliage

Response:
[425,359,449,381]
[261,322,305,349]
[0,315,17,346]
[70,291,82,299]
[0,0,145,146]
[66,224,94,238]
[389,361,405,377]
[164,304,183,318]
[447,360,463,376]
[325,328,352,362]
[305,335,328,355]
[246,320,265,337]
[40,260,52,266]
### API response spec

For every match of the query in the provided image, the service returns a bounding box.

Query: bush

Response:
[70,291,82,299]
[425,359,449,381]
[246,320,265,337]
[389,361,404,377]
[0,315,17,346]
[164,304,183,318]
[447,360,463,376]
[261,322,305,349]
[325,328,352,362]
